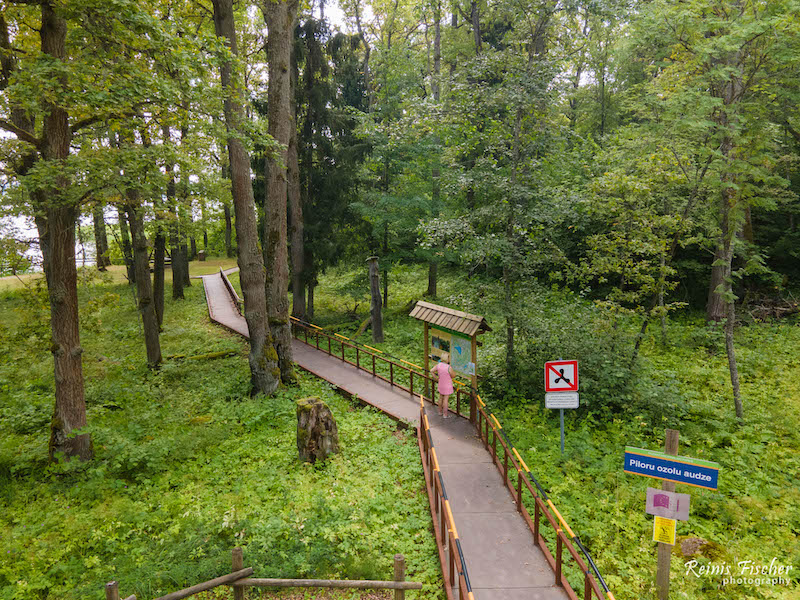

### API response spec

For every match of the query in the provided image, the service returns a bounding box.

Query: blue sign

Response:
[624,447,719,491]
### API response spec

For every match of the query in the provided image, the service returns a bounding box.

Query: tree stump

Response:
[296,397,339,463]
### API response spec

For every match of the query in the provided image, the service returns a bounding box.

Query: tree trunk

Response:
[179,119,191,288]
[470,0,482,54]
[307,276,315,320]
[126,199,162,368]
[190,236,197,260]
[153,228,166,328]
[263,0,297,384]
[382,222,389,308]
[706,245,726,322]
[213,0,280,395]
[367,256,384,343]
[224,202,234,257]
[296,397,339,463]
[181,242,191,286]
[288,35,305,321]
[38,3,91,461]
[427,262,438,298]
[92,205,110,270]
[117,206,135,284]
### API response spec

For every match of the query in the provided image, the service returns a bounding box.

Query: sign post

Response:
[544,360,579,455]
[656,429,679,600]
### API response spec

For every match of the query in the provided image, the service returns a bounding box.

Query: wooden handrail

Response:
[475,402,610,600]
[291,319,470,419]
[418,401,474,600]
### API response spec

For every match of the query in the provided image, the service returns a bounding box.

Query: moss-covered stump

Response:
[296,397,340,463]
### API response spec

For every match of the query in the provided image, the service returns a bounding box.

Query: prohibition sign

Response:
[545,360,578,392]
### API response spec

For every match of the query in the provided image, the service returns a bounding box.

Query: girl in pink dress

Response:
[431,352,456,418]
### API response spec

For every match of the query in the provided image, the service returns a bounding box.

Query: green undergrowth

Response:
[301,263,800,600]
[0,267,441,600]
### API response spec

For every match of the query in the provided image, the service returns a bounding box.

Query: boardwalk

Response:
[200,271,570,600]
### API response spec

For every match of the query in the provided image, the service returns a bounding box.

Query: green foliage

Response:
[306,263,800,600]
[0,278,441,600]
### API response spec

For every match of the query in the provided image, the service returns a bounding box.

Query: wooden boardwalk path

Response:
[200,270,579,600]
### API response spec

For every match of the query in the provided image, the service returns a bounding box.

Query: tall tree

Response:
[262,0,297,383]
[1,3,92,461]
[212,0,280,395]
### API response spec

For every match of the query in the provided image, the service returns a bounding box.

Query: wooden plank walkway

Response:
[200,271,570,600]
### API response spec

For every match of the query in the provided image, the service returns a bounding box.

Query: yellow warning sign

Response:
[653,516,677,545]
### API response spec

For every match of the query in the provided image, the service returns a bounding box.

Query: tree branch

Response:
[0,118,40,147]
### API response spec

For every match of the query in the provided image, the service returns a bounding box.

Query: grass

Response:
[0,261,441,600]
[0,258,238,292]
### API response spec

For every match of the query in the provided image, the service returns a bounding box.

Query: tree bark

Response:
[153,227,166,328]
[38,2,91,461]
[288,35,305,321]
[263,0,297,383]
[706,246,726,321]
[92,205,110,270]
[126,199,162,368]
[470,0,482,54]
[213,0,280,396]
[224,202,234,257]
[367,257,384,342]
[179,118,192,288]
[117,206,135,284]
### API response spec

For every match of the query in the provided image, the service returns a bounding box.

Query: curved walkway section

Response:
[200,270,570,600]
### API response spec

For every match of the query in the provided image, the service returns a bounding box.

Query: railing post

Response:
[356,347,360,370]
[503,448,509,480]
[585,571,593,600]
[328,336,331,354]
[556,529,563,586]
[456,389,461,415]
[105,582,120,600]
[534,498,540,545]
[516,470,523,512]
[372,354,376,376]
[449,539,456,587]
[410,371,414,396]
[316,330,320,350]
[390,363,394,387]
[394,554,406,600]
[492,429,497,460]
[232,547,244,600]
[341,341,345,361]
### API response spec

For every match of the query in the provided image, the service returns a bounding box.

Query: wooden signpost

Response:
[625,429,721,600]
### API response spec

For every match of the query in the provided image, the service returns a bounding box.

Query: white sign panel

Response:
[545,392,579,409]
[646,487,690,521]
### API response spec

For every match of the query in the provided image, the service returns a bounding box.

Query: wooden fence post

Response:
[232,547,244,600]
[105,581,120,600]
[394,554,406,600]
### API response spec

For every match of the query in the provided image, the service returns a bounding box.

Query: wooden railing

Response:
[290,318,476,421]
[219,268,242,315]
[473,396,615,600]
[418,396,474,600]
[105,549,421,600]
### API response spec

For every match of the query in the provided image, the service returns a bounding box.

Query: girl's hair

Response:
[440,352,450,363]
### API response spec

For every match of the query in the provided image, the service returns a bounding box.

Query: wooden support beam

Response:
[153,568,254,600]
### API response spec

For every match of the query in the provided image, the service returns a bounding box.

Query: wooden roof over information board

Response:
[409,301,491,337]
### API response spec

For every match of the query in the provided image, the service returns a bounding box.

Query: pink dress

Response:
[435,362,454,395]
